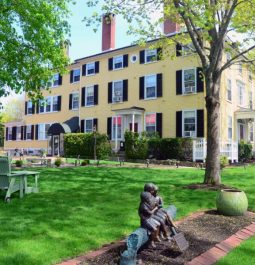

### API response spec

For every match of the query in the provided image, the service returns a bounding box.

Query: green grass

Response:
[216,236,255,265]
[0,165,255,265]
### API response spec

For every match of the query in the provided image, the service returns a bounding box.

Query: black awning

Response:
[47,117,79,135]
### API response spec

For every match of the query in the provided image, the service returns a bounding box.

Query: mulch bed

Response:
[80,210,255,265]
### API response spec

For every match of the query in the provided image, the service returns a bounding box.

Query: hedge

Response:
[148,137,193,160]
[64,133,111,159]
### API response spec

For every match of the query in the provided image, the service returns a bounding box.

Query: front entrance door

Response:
[53,135,60,156]
[129,123,138,132]
[239,123,245,141]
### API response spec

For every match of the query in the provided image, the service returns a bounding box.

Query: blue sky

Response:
[68,1,136,61]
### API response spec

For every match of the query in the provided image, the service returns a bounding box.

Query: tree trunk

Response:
[204,77,221,185]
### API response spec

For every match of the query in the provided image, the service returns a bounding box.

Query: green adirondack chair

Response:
[0,157,40,202]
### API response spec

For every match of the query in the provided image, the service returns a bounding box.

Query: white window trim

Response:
[51,73,60,88]
[27,101,33,116]
[237,80,245,107]
[113,55,124,70]
[72,92,79,110]
[86,62,96,76]
[38,123,51,141]
[39,96,60,114]
[16,126,22,141]
[111,116,123,140]
[72,68,81,83]
[7,127,12,141]
[227,116,233,140]
[226,79,232,102]
[182,68,197,95]
[85,85,95,107]
[182,109,197,138]
[26,125,32,141]
[112,80,123,103]
[84,118,94,133]
[144,74,157,100]
[144,112,157,133]
[145,49,157,64]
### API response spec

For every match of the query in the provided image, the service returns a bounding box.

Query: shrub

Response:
[15,160,23,167]
[125,131,148,159]
[81,159,90,166]
[64,133,111,159]
[54,158,62,167]
[238,141,252,161]
[148,137,192,160]
[220,155,229,169]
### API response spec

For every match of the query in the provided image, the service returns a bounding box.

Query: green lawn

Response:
[216,236,255,265]
[0,165,255,265]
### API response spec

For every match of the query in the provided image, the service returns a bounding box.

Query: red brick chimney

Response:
[102,13,116,51]
[164,19,180,35]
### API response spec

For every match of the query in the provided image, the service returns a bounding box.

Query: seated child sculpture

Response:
[138,191,161,247]
[144,183,177,240]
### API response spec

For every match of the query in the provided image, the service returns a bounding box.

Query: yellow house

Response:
[4,15,254,161]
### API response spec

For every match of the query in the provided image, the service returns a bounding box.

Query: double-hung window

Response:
[7,127,12,140]
[52,96,59,111]
[112,81,123,103]
[72,93,79,110]
[227,79,232,101]
[228,116,232,139]
[145,75,156,99]
[86,62,95,75]
[73,69,80,82]
[85,86,94,106]
[113,56,123,70]
[26,125,32,140]
[145,49,157,63]
[183,110,196,137]
[52,74,60,87]
[46,97,52,112]
[249,91,253,109]
[38,123,51,140]
[183,69,196,94]
[27,101,33,115]
[85,119,93,133]
[182,43,194,55]
[145,113,156,134]
[237,81,245,106]
[39,100,45,113]
[16,126,22,140]
[239,64,243,74]
[112,116,122,140]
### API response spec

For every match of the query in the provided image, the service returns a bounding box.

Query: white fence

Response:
[193,138,238,162]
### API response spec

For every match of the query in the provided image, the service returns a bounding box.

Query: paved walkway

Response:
[57,212,255,265]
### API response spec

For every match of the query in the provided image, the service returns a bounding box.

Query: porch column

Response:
[115,116,118,152]
[132,113,135,132]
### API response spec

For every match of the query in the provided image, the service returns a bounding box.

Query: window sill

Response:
[143,97,157,101]
[71,81,80,84]
[86,73,95,77]
[112,67,124,71]
[144,60,158,65]
[84,105,95,108]
[181,92,197,96]
[51,85,60,88]
[226,99,232,103]
[111,101,124,104]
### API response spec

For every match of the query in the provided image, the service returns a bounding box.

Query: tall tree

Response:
[0,0,71,100]
[85,0,255,185]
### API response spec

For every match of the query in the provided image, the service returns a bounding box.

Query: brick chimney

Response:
[102,13,116,51]
[163,19,180,35]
